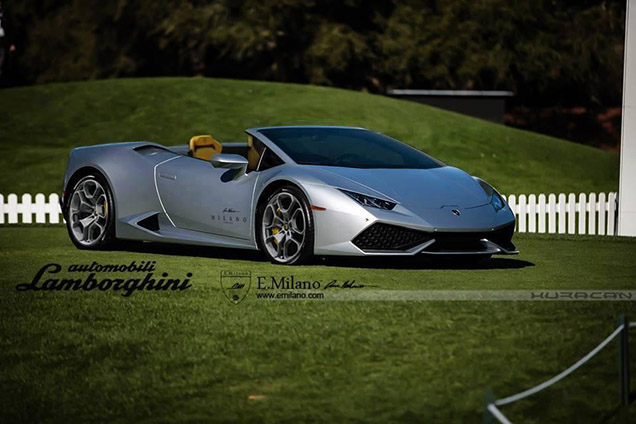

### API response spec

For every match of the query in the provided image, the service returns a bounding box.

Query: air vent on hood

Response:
[134,145,170,156]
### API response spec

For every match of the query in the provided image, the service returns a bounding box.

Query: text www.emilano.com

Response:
[256,291,325,300]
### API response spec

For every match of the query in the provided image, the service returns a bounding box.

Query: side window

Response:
[247,137,266,173]
[253,137,266,154]
[258,148,285,171]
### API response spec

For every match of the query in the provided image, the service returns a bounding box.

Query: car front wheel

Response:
[258,186,314,265]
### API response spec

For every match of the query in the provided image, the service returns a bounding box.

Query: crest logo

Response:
[220,271,251,304]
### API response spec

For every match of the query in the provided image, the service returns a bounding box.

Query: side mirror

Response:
[211,154,249,178]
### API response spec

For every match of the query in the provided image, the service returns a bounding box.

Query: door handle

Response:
[159,172,177,180]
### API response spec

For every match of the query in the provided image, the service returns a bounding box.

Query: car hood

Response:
[307,165,491,209]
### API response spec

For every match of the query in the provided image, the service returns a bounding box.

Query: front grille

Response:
[352,222,516,253]
[352,223,433,251]
[426,222,516,253]
[425,233,489,252]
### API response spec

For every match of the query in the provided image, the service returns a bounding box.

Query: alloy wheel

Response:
[69,178,109,246]
[262,191,307,263]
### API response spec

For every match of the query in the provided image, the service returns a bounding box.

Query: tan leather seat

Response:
[189,135,222,161]
[247,135,261,171]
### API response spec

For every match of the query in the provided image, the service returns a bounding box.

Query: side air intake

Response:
[137,214,160,232]
[352,223,433,251]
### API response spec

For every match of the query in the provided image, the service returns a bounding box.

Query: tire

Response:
[65,173,116,250]
[256,186,314,265]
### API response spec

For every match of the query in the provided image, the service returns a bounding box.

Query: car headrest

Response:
[189,135,222,161]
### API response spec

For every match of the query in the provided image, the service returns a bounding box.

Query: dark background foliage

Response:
[3,0,627,147]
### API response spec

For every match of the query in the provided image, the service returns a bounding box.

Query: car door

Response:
[155,156,258,239]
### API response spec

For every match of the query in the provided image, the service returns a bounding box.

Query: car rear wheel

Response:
[65,174,116,249]
[258,186,314,265]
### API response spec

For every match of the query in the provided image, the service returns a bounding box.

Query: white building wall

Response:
[619,0,636,236]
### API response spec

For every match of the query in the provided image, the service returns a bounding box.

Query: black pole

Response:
[483,391,495,424]
[618,315,630,407]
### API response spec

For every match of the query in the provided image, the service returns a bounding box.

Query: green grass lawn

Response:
[1,227,635,423]
[0,78,630,423]
[0,77,619,195]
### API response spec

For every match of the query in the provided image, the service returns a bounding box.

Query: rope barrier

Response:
[487,404,512,424]
[494,324,624,406]
[486,321,634,423]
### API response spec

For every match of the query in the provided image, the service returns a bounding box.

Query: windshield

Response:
[259,127,443,169]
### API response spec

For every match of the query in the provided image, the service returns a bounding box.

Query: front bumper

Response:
[305,184,517,256]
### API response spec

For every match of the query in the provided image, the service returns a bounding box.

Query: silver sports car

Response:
[61,126,517,265]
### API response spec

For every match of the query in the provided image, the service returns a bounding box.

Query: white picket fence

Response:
[503,193,618,236]
[0,193,63,224]
[0,192,620,236]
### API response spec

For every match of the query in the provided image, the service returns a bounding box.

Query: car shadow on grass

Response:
[111,241,267,262]
[314,255,534,270]
[111,241,534,270]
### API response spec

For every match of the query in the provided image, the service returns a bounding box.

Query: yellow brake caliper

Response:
[272,208,282,244]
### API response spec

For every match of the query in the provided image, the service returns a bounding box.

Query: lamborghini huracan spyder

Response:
[61,126,517,264]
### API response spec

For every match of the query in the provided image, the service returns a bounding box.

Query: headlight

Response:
[339,189,396,210]
[473,177,506,212]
